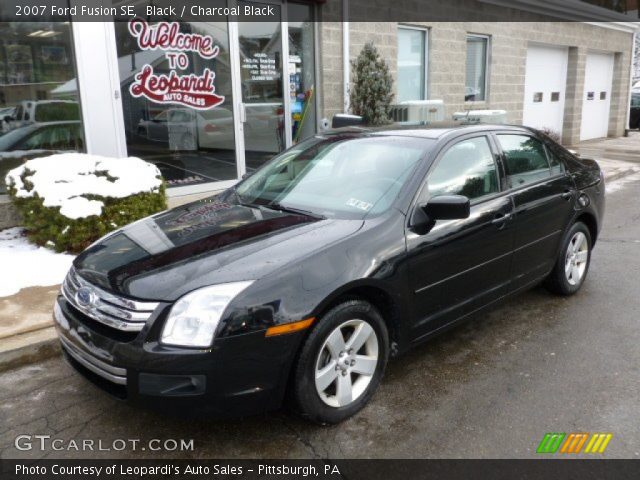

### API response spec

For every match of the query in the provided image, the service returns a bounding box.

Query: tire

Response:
[544,222,592,296]
[292,300,389,424]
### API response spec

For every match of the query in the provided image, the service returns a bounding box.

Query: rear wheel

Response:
[545,222,592,295]
[292,300,389,424]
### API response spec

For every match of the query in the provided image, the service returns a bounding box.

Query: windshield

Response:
[235,134,433,219]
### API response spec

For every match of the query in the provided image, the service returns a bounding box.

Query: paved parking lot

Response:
[1,176,639,460]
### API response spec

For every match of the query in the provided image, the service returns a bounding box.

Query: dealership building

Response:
[0,0,638,227]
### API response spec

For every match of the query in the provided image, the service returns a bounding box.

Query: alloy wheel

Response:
[314,319,379,408]
[565,231,588,286]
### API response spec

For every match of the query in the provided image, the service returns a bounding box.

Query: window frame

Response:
[397,24,429,102]
[491,132,566,192]
[413,133,504,209]
[465,34,491,103]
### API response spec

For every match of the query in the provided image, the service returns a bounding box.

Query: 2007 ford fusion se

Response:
[54,124,604,424]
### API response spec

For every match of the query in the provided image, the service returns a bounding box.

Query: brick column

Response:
[562,47,587,146]
[608,51,631,137]
[317,0,344,125]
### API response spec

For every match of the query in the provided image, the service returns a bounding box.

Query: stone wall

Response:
[0,199,21,230]
[318,17,634,144]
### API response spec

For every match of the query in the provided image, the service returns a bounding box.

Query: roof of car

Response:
[324,122,534,139]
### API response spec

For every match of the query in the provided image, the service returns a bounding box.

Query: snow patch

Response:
[0,228,74,297]
[59,196,103,220]
[606,172,640,194]
[5,153,162,220]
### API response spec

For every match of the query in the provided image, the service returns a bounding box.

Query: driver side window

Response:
[425,136,499,202]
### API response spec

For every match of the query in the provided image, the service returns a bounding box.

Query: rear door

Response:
[493,132,576,289]
[407,134,515,339]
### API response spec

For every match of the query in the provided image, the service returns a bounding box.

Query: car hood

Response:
[73,198,363,301]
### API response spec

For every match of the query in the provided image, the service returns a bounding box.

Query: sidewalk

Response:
[569,131,640,182]
[0,286,60,371]
[2,133,640,371]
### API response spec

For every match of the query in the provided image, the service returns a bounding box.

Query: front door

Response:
[236,0,287,173]
[407,135,515,340]
[113,17,242,190]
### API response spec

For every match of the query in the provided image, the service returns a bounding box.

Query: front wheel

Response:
[292,300,389,424]
[545,222,592,295]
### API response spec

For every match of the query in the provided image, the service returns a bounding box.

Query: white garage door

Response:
[522,45,568,137]
[580,52,614,141]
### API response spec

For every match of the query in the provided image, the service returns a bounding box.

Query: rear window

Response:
[497,134,551,188]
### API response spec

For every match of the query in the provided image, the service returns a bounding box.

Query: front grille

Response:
[62,267,159,333]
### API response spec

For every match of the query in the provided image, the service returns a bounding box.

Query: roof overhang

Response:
[480,0,640,24]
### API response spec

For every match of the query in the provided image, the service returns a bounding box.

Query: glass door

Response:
[113,13,241,192]
[236,0,287,173]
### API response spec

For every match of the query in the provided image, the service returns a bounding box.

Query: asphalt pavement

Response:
[1,174,639,459]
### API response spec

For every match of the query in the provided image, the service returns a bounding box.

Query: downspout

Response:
[343,0,350,113]
[626,30,638,134]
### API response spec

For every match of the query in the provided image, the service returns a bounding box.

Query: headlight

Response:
[161,281,253,347]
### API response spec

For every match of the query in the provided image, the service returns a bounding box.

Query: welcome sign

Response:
[127,19,225,110]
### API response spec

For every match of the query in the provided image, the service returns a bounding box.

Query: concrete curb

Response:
[0,327,60,373]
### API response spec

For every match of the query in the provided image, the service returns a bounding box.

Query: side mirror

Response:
[424,195,470,220]
[331,114,363,129]
[410,195,470,234]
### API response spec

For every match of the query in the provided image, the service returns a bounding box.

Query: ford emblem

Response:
[75,287,95,307]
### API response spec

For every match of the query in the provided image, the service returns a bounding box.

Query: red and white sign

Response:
[128,19,225,110]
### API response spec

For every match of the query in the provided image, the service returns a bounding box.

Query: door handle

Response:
[491,212,512,225]
[561,189,575,200]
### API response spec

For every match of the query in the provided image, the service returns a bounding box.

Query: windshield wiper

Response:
[262,202,324,219]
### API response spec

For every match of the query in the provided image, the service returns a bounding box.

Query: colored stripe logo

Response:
[537,433,612,454]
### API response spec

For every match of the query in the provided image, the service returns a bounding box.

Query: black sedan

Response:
[54,124,604,424]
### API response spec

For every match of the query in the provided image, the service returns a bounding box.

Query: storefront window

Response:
[0,22,84,194]
[115,18,237,188]
[239,1,285,171]
[288,2,317,144]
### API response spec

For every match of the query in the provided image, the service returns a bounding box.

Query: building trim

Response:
[480,0,640,23]
[343,0,350,113]
[585,22,640,33]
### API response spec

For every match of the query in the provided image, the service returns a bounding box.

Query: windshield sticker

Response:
[346,198,373,211]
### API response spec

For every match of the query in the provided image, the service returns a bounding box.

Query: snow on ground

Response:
[4,153,162,220]
[0,228,74,297]
[606,172,640,194]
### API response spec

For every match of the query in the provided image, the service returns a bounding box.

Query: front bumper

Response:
[53,295,304,418]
